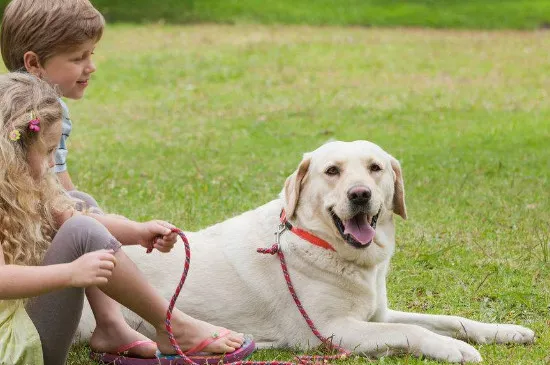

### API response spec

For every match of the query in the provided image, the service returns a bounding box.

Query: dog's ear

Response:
[284,155,311,218]
[390,157,407,220]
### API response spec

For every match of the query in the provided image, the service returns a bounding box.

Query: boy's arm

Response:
[88,212,143,245]
[87,213,176,252]
[54,207,176,252]
[57,170,75,191]
[55,210,142,245]
[55,98,74,191]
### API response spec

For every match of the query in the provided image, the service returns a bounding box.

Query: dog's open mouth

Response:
[329,208,379,249]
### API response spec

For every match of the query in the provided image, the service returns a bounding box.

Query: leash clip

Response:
[257,223,287,255]
[275,223,287,246]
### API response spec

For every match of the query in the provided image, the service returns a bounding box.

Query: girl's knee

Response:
[57,215,121,255]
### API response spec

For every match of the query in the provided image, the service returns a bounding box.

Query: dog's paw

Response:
[418,335,482,363]
[468,323,535,345]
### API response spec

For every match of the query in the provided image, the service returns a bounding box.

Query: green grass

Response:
[1,23,548,364]
[53,24,550,364]
[2,0,550,29]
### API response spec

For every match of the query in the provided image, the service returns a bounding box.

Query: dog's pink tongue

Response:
[343,217,375,245]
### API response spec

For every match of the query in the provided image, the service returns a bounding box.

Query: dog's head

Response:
[283,140,406,265]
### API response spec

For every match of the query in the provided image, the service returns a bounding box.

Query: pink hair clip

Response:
[28,111,40,132]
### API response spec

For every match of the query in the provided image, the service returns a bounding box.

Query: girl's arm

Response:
[0,263,73,299]
[0,245,116,300]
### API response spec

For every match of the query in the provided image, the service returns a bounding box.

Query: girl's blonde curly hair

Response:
[0,72,74,266]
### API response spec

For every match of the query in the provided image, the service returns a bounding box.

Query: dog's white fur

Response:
[77,140,534,363]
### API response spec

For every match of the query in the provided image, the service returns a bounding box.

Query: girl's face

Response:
[27,120,62,180]
[37,39,97,100]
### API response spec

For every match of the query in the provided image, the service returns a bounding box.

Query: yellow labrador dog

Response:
[78,140,534,362]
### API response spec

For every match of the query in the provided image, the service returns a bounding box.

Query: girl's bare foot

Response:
[90,321,157,358]
[155,313,244,355]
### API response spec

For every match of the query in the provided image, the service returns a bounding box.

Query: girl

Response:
[0,72,250,365]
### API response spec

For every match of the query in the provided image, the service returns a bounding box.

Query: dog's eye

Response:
[369,163,382,172]
[325,166,340,176]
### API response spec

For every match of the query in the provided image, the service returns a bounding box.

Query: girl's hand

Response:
[138,220,178,253]
[68,249,117,287]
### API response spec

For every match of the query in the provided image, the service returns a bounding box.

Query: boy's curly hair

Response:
[1,0,104,71]
[0,72,74,265]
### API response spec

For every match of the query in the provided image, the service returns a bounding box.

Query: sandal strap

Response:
[185,328,231,354]
[116,340,156,355]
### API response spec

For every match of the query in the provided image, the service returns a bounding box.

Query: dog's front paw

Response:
[418,334,482,363]
[468,323,535,345]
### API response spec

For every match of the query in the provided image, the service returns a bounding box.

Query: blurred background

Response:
[1,0,549,28]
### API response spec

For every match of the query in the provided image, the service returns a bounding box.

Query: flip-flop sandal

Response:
[157,330,255,365]
[91,332,256,365]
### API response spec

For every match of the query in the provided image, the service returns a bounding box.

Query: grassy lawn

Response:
[0,22,546,363]
[50,24,550,364]
[2,1,550,29]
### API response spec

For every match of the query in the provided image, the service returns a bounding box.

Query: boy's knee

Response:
[58,215,121,255]
[67,190,103,213]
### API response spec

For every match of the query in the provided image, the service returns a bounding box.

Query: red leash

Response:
[162,228,192,362]
[256,244,350,363]
[162,228,349,365]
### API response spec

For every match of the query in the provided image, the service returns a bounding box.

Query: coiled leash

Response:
[154,228,350,365]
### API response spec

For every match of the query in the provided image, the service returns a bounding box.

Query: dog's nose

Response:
[347,186,371,204]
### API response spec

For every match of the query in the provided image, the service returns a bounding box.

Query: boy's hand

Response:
[69,249,116,287]
[138,220,178,253]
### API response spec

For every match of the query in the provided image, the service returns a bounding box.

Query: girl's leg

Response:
[86,286,157,357]
[67,190,157,357]
[29,216,244,365]
[98,235,245,355]
[25,215,121,365]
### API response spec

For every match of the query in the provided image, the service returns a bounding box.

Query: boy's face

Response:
[39,39,97,100]
[27,120,62,181]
